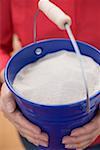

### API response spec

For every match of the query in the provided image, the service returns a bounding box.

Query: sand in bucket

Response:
[13,50,100,105]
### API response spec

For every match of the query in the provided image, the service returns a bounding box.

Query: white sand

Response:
[13,51,100,105]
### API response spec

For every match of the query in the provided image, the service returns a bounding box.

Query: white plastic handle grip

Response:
[38,0,71,30]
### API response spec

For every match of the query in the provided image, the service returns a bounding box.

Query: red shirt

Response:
[0,0,100,145]
[0,0,100,72]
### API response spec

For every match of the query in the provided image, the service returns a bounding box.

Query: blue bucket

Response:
[5,39,100,150]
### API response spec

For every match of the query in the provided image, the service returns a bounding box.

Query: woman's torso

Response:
[11,0,100,49]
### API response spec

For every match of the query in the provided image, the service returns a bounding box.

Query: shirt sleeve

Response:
[0,0,13,72]
[0,49,10,72]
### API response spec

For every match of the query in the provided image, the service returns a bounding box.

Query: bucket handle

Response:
[33,7,91,113]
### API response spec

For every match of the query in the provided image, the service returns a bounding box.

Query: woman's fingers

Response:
[1,83,16,113]
[4,109,49,141]
[62,112,100,149]
[19,129,48,147]
[71,113,100,137]
[3,109,41,134]
[4,110,49,147]
[16,123,48,142]
[39,132,49,142]
[65,139,90,149]
[63,128,98,145]
[19,131,39,146]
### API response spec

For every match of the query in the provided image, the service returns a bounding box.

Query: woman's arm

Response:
[62,110,100,149]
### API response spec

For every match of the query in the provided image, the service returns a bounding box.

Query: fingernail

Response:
[62,137,68,144]
[41,143,48,147]
[6,102,14,113]
[35,143,39,146]
[65,144,71,148]
[62,140,65,144]
[71,131,77,136]
[65,145,74,148]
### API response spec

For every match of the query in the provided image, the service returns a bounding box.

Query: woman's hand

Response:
[62,111,100,150]
[0,83,49,147]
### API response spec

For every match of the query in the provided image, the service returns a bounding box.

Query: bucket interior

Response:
[5,39,100,108]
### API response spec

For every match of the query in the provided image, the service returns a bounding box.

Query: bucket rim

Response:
[4,38,100,108]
